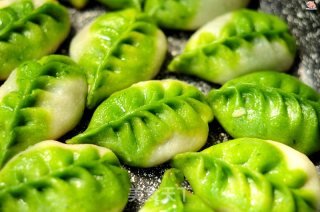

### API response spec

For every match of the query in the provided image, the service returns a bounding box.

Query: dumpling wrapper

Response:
[172,138,320,211]
[68,80,213,167]
[222,71,320,102]
[168,9,296,84]
[144,0,250,30]
[70,9,167,109]
[0,140,130,212]
[0,55,87,166]
[0,0,70,79]
[140,168,214,212]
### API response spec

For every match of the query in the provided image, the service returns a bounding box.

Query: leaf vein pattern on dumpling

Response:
[0,0,70,80]
[143,0,250,30]
[68,80,213,167]
[0,55,87,167]
[221,71,320,102]
[207,84,320,154]
[70,9,167,109]
[0,140,130,212]
[140,168,214,212]
[171,138,320,211]
[168,9,296,84]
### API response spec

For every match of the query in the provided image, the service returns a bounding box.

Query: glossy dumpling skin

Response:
[222,71,320,101]
[62,0,88,9]
[70,9,167,109]
[207,83,320,154]
[172,138,320,211]
[168,9,296,84]
[97,0,143,10]
[0,0,70,80]
[0,0,51,8]
[0,55,87,166]
[144,0,250,30]
[0,140,131,212]
[140,168,214,212]
[68,80,213,167]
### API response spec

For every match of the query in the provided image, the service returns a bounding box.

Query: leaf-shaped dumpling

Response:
[144,0,250,30]
[172,138,320,211]
[0,0,51,8]
[97,0,143,10]
[140,168,214,212]
[68,80,213,167]
[222,71,320,101]
[207,84,320,154]
[60,0,88,9]
[0,140,131,212]
[0,55,87,166]
[69,9,167,109]
[0,0,70,80]
[168,9,296,84]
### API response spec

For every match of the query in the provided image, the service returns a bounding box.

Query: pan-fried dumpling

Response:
[68,80,213,167]
[69,9,167,109]
[168,9,297,84]
[144,0,250,30]
[172,138,320,211]
[97,0,143,10]
[0,0,70,80]
[140,168,214,212]
[222,71,320,101]
[207,83,320,155]
[0,140,131,212]
[0,55,87,166]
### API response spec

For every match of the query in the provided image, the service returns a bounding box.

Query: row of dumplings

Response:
[0,0,319,211]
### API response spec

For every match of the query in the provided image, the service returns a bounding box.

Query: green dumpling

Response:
[69,9,167,109]
[97,0,143,10]
[68,80,213,167]
[144,0,250,30]
[172,138,320,211]
[62,0,88,9]
[140,168,214,212]
[222,71,320,101]
[0,140,131,212]
[168,9,296,84]
[207,83,320,154]
[0,0,51,8]
[0,55,87,166]
[0,0,70,80]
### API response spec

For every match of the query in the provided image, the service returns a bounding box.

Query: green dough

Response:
[70,9,167,109]
[0,140,130,212]
[0,0,70,79]
[169,9,296,84]
[172,138,320,211]
[0,55,87,166]
[68,80,213,167]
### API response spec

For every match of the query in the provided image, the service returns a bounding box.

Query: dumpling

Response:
[69,9,167,109]
[222,71,320,101]
[0,140,131,212]
[206,83,320,155]
[0,0,51,8]
[97,0,143,10]
[61,0,88,9]
[0,55,87,166]
[172,138,320,211]
[168,9,297,84]
[68,80,213,167]
[144,0,250,30]
[0,0,70,80]
[140,169,214,212]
